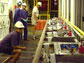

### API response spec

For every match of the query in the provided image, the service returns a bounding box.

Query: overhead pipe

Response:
[71,0,75,24]
[62,0,64,17]
[67,0,69,21]
[59,0,61,17]
[64,0,65,18]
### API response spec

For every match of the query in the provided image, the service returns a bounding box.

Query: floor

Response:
[0,25,42,63]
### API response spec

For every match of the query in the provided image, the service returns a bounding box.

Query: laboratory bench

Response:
[41,18,84,63]
[33,17,84,63]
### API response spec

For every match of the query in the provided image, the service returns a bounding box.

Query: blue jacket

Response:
[14,8,21,23]
[21,9,28,20]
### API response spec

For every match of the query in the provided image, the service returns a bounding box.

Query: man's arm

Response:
[13,46,27,50]
[34,12,38,22]
[11,33,26,50]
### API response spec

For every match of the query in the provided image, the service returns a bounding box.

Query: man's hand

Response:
[21,18,27,22]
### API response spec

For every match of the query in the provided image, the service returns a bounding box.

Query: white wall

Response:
[8,0,23,14]
[0,0,9,40]
[0,0,23,40]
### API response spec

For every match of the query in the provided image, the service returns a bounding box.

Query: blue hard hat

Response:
[17,1,22,6]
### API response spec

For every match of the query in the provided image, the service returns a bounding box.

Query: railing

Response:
[32,20,48,63]
[33,17,84,63]
[60,16,84,40]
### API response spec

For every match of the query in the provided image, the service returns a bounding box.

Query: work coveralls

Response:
[21,9,28,40]
[0,31,21,55]
[14,8,21,24]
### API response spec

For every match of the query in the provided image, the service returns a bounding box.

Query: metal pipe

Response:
[61,16,84,37]
[71,0,75,24]
[64,0,65,18]
[72,24,84,36]
[67,20,84,37]
[67,0,69,21]
[65,0,67,18]
[59,0,61,17]
[81,0,83,30]
[47,0,50,19]
[32,20,48,63]
[47,0,49,14]
[62,0,64,17]
[64,19,83,39]
[60,0,62,16]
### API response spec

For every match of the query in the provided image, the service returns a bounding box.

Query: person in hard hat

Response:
[31,2,42,40]
[14,1,22,24]
[20,3,28,40]
[0,21,27,63]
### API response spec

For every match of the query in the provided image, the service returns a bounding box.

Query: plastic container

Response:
[35,20,47,30]
[79,45,83,53]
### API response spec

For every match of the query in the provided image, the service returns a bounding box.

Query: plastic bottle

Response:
[79,45,83,53]
[64,25,67,30]
[68,31,72,36]
[61,22,63,24]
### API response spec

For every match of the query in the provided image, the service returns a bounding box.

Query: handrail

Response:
[33,16,84,63]
[60,16,84,39]
[62,18,83,39]
[32,20,48,63]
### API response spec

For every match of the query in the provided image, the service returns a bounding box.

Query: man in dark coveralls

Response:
[14,2,22,24]
[0,21,26,63]
[21,3,28,40]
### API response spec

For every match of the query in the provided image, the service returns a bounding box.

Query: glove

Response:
[23,19,27,22]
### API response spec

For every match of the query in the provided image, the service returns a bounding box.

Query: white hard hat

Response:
[22,3,27,6]
[37,2,42,7]
[15,21,24,28]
